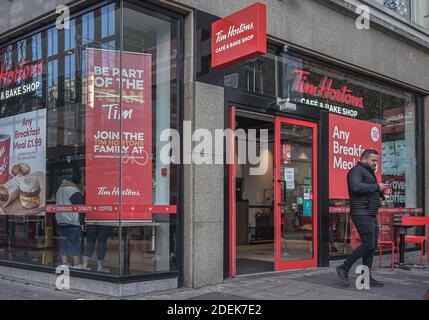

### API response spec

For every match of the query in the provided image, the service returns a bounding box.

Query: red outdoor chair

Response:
[350,215,397,271]
[377,212,396,271]
[399,216,429,265]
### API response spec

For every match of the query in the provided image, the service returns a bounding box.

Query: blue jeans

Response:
[343,215,379,272]
[84,225,113,260]
[59,225,83,256]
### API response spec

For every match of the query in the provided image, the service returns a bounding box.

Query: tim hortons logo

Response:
[0,60,44,88]
[292,69,364,109]
[215,22,254,43]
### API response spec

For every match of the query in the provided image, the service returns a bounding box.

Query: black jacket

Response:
[347,162,382,216]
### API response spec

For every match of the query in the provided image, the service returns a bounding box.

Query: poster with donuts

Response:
[0,109,46,215]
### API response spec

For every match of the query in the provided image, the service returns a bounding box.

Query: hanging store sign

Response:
[85,48,152,221]
[329,114,381,199]
[211,2,266,69]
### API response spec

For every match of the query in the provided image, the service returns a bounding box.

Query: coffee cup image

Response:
[19,176,41,209]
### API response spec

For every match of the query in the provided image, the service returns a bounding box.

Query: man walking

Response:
[336,149,388,288]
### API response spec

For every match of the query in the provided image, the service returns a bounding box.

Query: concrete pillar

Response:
[405,101,416,207]
[183,11,195,288]
[425,96,429,217]
[183,11,225,288]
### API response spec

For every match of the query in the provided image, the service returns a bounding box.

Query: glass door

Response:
[274,116,318,271]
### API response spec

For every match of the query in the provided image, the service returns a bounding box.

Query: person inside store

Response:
[55,170,85,269]
[73,168,112,273]
[336,149,389,288]
[82,224,113,272]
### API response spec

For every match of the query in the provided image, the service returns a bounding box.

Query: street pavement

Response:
[0,252,428,300]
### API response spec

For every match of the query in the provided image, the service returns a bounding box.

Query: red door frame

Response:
[274,116,318,271]
[228,106,237,277]
[228,110,318,276]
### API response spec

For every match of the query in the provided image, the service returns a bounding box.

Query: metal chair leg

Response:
[379,245,382,269]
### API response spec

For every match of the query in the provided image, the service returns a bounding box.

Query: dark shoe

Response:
[370,277,384,287]
[336,265,350,287]
[330,245,338,253]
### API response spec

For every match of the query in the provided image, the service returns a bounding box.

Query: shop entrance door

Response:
[274,116,318,271]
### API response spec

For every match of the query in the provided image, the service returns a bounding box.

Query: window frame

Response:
[0,0,185,285]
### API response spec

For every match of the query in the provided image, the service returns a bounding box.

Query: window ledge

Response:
[313,0,429,51]
[360,0,429,33]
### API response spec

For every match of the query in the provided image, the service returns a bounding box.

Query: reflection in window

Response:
[0,2,179,278]
[101,40,116,50]
[64,53,77,146]
[32,34,43,98]
[47,59,58,148]
[17,40,27,63]
[64,19,76,51]
[82,12,95,45]
[15,40,27,87]
[101,4,116,38]
[47,28,58,57]
[381,94,417,209]
[64,54,76,104]
[2,45,13,70]
[383,0,411,20]
[225,51,278,97]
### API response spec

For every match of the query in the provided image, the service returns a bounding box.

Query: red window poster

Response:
[329,114,382,199]
[85,48,152,220]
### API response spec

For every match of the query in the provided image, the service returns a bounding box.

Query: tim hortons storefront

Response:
[0,0,426,295]
[0,0,182,296]
[199,2,425,277]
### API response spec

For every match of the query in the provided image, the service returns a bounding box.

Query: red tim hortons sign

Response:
[292,69,365,109]
[211,2,267,69]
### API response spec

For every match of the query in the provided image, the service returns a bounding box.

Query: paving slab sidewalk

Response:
[0,252,427,300]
